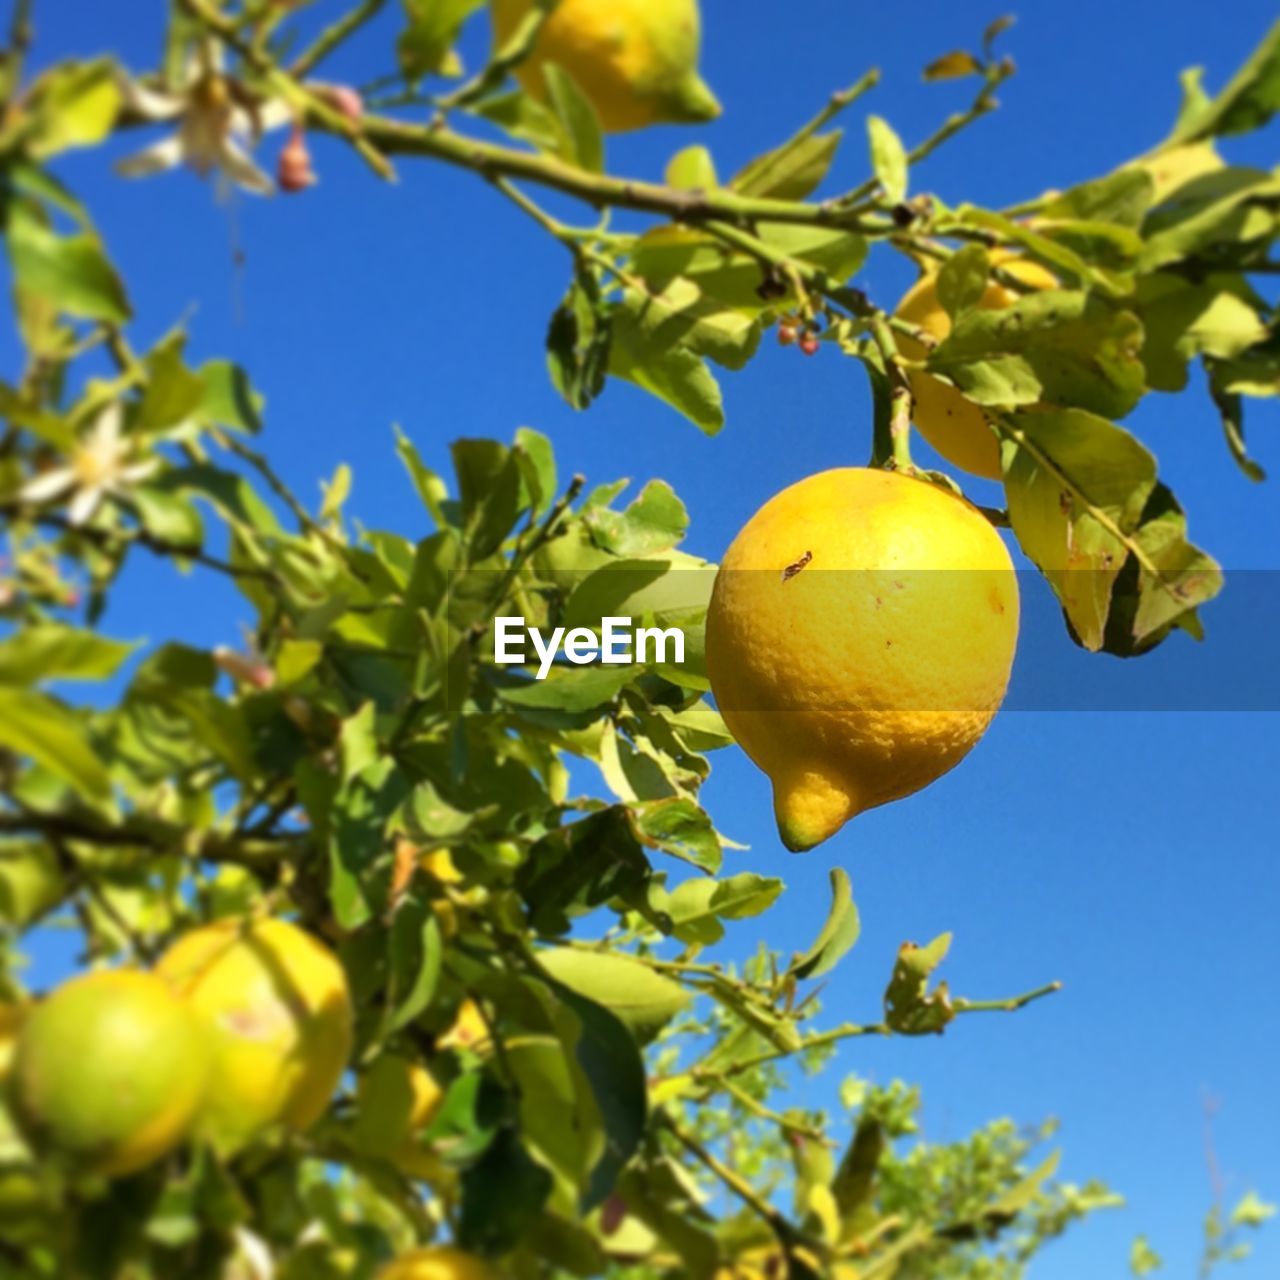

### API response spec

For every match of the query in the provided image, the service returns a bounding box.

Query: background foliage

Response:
[0,2,1276,1278]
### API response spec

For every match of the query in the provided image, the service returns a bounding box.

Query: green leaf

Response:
[519,808,655,935]
[999,408,1221,653]
[498,666,634,713]
[537,948,692,1044]
[5,199,129,323]
[398,0,482,81]
[666,145,718,192]
[195,360,264,433]
[547,268,612,411]
[1167,18,1280,142]
[458,1127,554,1253]
[709,871,783,920]
[542,62,605,173]
[514,426,558,516]
[328,757,411,930]
[1039,169,1155,228]
[1230,1191,1277,1228]
[0,842,66,927]
[471,89,562,151]
[1135,273,1268,392]
[0,687,112,801]
[138,332,205,431]
[615,280,763,372]
[131,483,204,548]
[25,59,122,158]
[935,244,991,320]
[790,868,861,980]
[0,624,135,685]
[927,290,1145,419]
[1207,359,1267,481]
[731,130,843,201]
[128,648,256,781]
[661,872,783,945]
[1130,1236,1163,1276]
[452,438,522,558]
[384,894,443,1032]
[395,426,450,527]
[158,464,281,536]
[866,115,908,205]
[630,224,866,315]
[954,205,1119,292]
[632,797,720,871]
[1103,484,1224,655]
[584,480,688,556]
[275,638,323,686]
[608,309,724,436]
[883,933,954,1035]
[1138,167,1280,270]
[550,983,648,1211]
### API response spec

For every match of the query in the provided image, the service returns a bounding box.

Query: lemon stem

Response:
[869,314,916,471]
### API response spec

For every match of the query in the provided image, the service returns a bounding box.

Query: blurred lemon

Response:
[491,0,720,133]
[895,254,1058,479]
[158,917,353,1152]
[9,970,209,1176]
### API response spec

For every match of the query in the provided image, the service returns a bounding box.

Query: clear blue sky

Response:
[11,2,1280,1275]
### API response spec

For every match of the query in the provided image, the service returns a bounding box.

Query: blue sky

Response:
[10,1,1280,1275]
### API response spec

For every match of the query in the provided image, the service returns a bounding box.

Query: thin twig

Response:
[867,314,916,471]
[0,506,282,584]
[289,0,388,80]
[835,60,1015,209]
[661,1112,801,1243]
[438,0,557,110]
[951,981,1062,1014]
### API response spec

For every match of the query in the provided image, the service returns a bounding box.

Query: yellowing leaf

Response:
[923,51,983,81]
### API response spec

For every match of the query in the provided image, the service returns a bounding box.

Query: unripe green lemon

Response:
[8,970,209,1177]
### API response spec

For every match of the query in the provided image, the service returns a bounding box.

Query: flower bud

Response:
[277,125,316,194]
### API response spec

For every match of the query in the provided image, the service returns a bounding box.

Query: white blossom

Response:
[117,62,290,196]
[20,402,158,525]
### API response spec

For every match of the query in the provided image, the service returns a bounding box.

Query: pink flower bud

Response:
[214,646,276,690]
[277,125,316,194]
[325,85,363,123]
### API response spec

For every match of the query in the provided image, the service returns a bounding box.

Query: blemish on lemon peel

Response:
[782,550,813,582]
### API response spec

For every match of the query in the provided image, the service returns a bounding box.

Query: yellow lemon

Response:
[491,0,721,133]
[895,254,1058,479]
[353,1054,445,1178]
[706,468,1019,851]
[436,998,491,1054]
[0,1002,23,1079]
[716,1245,785,1280]
[8,970,209,1177]
[157,917,353,1152]
[376,1245,499,1280]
